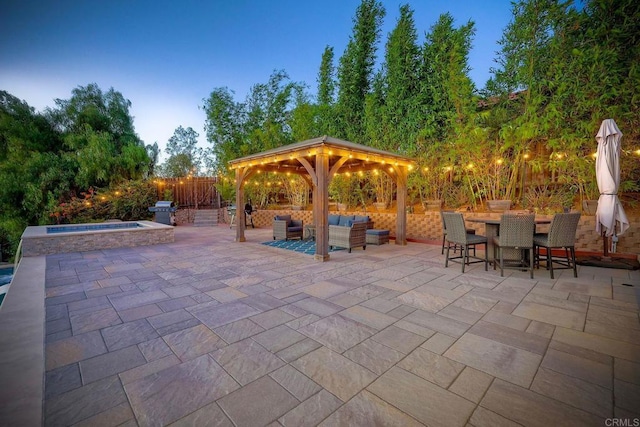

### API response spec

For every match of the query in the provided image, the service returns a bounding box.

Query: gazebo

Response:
[228,136,416,261]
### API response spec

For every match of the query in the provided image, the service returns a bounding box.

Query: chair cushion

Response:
[288,226,303,232]
[275,215,291,226]
[328,214,340,226]
[366,229,389,236]
[466,235,488,244]
[338,215,355,226]
[533,233,549,246]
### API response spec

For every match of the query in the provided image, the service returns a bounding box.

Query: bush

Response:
[0,216,27,262]
[49,180,156,224]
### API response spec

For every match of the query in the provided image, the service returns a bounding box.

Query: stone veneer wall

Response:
[249,209,640,254]
[21,224,174,257]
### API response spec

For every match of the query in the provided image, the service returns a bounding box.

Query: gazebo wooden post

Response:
[314,150,330,261]
[235,168,246,242]
[395,166,408,245]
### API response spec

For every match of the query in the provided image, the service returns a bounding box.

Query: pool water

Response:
[46,222,143,234]
[0,266,13,307]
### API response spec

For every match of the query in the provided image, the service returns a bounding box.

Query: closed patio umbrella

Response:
[595,119,629,256]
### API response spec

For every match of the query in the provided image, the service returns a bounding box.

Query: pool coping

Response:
[0,256,46,425]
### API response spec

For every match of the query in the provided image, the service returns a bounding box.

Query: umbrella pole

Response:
[602,230,610,260]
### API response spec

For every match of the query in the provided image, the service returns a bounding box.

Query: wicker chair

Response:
[534,212,580,279]
[442,212,488,273]
[440,211,475,255]
[329,221,367,253]
[493,213,535,278]
[272,215,303,241]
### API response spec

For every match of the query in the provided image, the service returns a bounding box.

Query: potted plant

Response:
[371,171,393,210]
[486,199,512,212]
[409,169,445,212]
[283,175,308,210]
[329,174,352,211]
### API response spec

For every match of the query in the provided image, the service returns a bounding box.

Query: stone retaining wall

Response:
[248,209,639,254]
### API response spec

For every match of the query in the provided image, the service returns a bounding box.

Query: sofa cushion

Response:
[328,214,340,226]
[338,215,355,227]
[354,215,370,223]
[288,226,303,233]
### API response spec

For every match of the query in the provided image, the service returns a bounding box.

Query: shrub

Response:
[0,216,27,262]
[49,180,156,224]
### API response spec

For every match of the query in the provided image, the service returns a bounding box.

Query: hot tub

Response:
[20,220,174,256]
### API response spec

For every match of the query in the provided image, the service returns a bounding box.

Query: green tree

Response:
[204,70,306,172]
[203,87,246,173]
[50,84,151,185]
[318,45,336,106]
[380,3,421,153]
[336,0,386,143]
[157,153,196,178]
[161,125,203,176]
[419,13,476,143]
[49,83,138,147]
[316,45,338,136]
[146,142,160,176]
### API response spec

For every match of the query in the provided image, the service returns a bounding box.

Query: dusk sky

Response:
[1,1,513,160]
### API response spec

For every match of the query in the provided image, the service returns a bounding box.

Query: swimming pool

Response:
[21,220,174,256]
[0,266,13,307]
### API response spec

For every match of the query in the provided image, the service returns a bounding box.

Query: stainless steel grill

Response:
[148,201,177,225]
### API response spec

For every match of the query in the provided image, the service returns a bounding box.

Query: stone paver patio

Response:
[40,225,640,426]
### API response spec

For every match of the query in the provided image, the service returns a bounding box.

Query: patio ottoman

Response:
[366,229,390,245]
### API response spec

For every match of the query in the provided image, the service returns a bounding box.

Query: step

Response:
[195,211,218,218]
[193,210,219,227]
[193,220,218,227]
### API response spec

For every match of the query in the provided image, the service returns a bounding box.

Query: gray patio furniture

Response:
[329,221,367,253]
[442,212,488,273]
[440,210,475,254]
[273,215,303,241]
[493,213,535,278]
[534,212,581,279]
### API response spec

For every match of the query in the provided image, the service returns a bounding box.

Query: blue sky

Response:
[0,1,513,160]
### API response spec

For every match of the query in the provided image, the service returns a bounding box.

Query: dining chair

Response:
[493,213,535,278]
[442,212,488,273]
[440,210,476,255]
[533,212,581,279]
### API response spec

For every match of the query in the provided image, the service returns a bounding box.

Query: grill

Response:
[148,201,177,225]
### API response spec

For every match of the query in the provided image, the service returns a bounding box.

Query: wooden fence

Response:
[154,177,219,208]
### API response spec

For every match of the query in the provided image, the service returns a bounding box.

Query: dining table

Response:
[466,216,552,262]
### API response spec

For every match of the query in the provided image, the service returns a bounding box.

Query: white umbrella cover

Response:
[595,119,629,238]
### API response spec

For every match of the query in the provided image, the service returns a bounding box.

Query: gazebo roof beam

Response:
[228,137,414,171]
[242,162,413,177]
